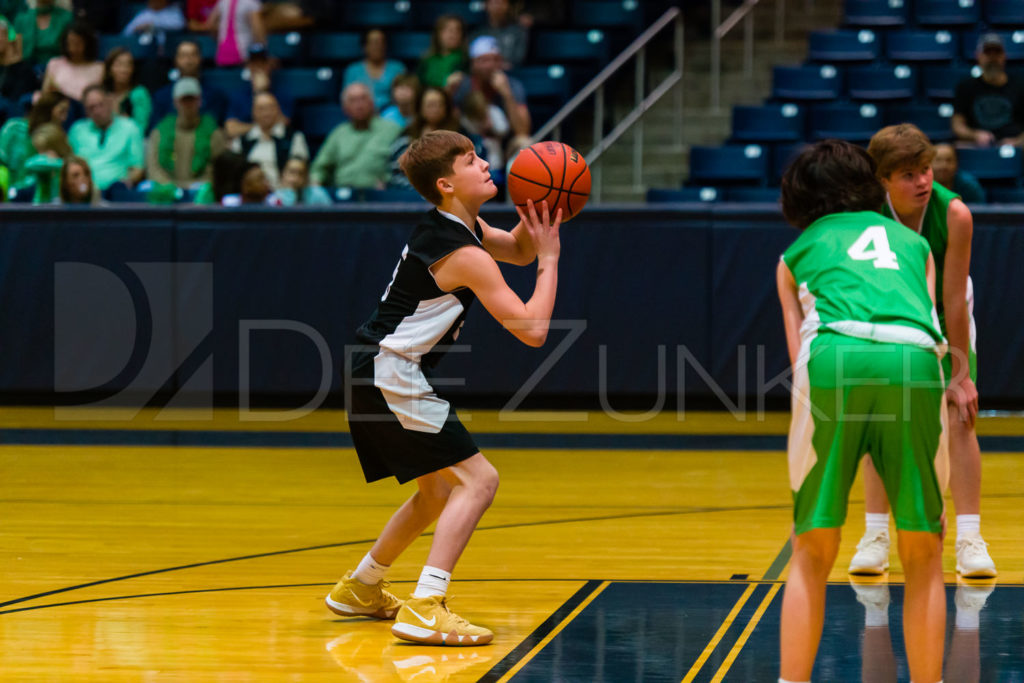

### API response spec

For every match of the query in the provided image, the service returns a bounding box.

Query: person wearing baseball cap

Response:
[146,76,227,189]
[453,35,531,146]
[952,32,1024,146]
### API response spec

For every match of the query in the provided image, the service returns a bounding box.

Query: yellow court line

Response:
[496,580,611,683]
[709,582,784,683]
[680,582,759,683]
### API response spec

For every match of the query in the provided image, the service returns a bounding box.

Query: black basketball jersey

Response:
[356,209,486,369]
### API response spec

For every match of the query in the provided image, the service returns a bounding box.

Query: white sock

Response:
[957,514,981,538]
[412,565,451,599]
[352,552,389,586]
[865,512,890,533]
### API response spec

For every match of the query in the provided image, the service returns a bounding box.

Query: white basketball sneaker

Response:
[849,528,890,575]
[955,535,997,578]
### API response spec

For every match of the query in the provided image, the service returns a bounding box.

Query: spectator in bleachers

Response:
[389,85,477,189]
[41,21,102,101]
[103,47,152,134]
[380,73,419,130]
[953,34,1024,147]
[189,0,265,68]
[0,90,66,189]
[230,90,306,188]
[58,154,98,203]
[122,0,185,37]
[260,0,315,33]
[71,1,119,34]
[269,155,331,205]
[469,0,529,69]
[69,83,144,190]
[933,142,986,204]
[417,14,467,90]
[185,0,217,24]
[210,150,272,205]
[24,120,68,203]
[343,28,405,113]
[146,77,225,189]
[460,89,509,167]
[0,18,40,118]
[224,44,293,139]
[15,0,72,65]
[151,39,229,127]
[309,81,399,190]
[0,14,21,60]
[0,1,24,30]
[453,36,530,141]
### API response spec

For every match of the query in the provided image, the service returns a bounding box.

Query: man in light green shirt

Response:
[69,84,145,191]
[310,82,399,189]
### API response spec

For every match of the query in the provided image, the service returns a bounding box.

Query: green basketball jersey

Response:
[881,181,957,330]
[782,210,944,350]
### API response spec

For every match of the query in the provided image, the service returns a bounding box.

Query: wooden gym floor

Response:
[1,408,1022,681]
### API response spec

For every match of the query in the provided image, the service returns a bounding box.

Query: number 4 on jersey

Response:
[847,226,899,270]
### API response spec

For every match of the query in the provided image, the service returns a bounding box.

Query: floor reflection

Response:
[325,631,494,682]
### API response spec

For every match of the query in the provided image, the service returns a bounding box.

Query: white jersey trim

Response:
[377,293,466,362]
[825,320,947,356]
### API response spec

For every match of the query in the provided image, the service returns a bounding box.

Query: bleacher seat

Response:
[726,187,780,202]
[646,187,720,202]
[571,1,645,30]
[922,64,976,99]
[268,32,305,64]
[413,1,486,28]
[531,30,609,65]
[844,0,908,27]
[956,146,1023,181]
[961,31,1024,62]
[388,32,432,62]
[808,29,880,62]
[298,102,346,141]
[510,65,570,102]
[276,67,340,102]
[202,67,245,94]
[731,104,805,143]
[308,33,363,64]
[688,145,767,185]
[885,103,955,142]
[885,30,959,62]
[99,33,157,60]
[915,0,980,26]
[988,187,1024,202]
[8,185,33,203]
[808,103,883,142]
[986,1,1024,26]
[846,64,916,100]
[341,1,413,29]
[772,143,809,184]
[167,34,217,62]
[772,65,842,101]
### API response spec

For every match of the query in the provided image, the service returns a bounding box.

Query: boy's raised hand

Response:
[516,199,561,261]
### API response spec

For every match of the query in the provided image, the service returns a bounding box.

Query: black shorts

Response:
[348,351,479,484]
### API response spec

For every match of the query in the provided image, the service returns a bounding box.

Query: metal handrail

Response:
[531,7,685,202]
[710,0,786,110]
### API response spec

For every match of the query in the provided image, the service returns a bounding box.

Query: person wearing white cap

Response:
[146,76,227,189]
[453,35,530,142]
[468,0,529,68]
[952,33,1024,147]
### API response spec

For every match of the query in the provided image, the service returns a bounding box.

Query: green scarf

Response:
[157,114,218,177]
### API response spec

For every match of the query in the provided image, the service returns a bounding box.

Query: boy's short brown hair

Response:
[399,130,475,205]
[867,123,936,179]
[781,139,886,229]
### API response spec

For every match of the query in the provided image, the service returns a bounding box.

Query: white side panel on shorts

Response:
[374,350,450,434]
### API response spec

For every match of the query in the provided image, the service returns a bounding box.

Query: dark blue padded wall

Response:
[0,205,1020,405]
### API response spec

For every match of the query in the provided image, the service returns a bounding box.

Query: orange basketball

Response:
[507,141,591,221]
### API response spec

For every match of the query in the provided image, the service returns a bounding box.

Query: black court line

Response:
[0,503,794,611]
[476,580,604,683]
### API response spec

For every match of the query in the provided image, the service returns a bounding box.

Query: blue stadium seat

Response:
[509,65,570,102]
[961,31,1024,62]
[726,187,780,202]
[646,187,720,202]
[922,64,975,99]
[987,187,1024,202]
[808,103,883,142]
[772,143,809,184]
[531,30,609,65]
[986,0,1024,26]
[688,145,768,185]
[843,0,908,27]
[202,67,245,94]
[8,185,33,203]
[807,29,880,62]
[914,0,980,26]
[106,184,148,203]
[298,102,346,141]
[308,33,363,64]
[166,33,217,62]
[885,30,959,62]
[277,67,340,102]
[342,1,413,29]
[772,65,842,101]
[731,104,805,143]
[571,1,645,30]
[364,188,429,203]
[119,2,147,29]
[99,33,158,60]
[413,1,486,28]
[885,103,955,142]
[846,64,917,100]
[388,32,433,62]
[267,32,305,64]
[956,146,1023,181]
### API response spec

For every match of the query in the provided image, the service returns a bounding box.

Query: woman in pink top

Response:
[189,0,265,67]
[42,22,103,102]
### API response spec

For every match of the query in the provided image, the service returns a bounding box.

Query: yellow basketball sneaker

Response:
[325,571,403,620]
[391,595,493,646]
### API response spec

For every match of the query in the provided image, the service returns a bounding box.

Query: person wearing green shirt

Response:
[310,82,400,189]
[103,47,153,135]
[0,90,68,188]
[776,140,946,683]
[416,14,468,89]
[15,0,72,65]
[68,84,145,191]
